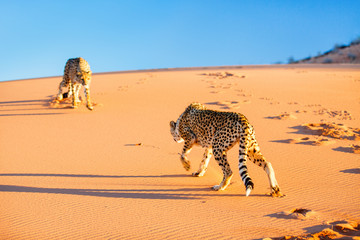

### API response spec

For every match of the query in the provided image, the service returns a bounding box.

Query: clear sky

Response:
[1,0,359,81]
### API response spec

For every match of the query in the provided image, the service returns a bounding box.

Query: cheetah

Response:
[56,57,93,110]
[170,102,283,197]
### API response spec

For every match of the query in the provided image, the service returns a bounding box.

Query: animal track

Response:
[267,106,353,122]
[136,78,147,84]
[313,108,353,120]
[266,113,297,120]
[205,100,251,110]
[287,102,299,105]
[117,85,129,91]
[201,72,245,79]
[259,97,280,105]
[274,136,336,146]
[305,104,322,107]
[201,72,255,101]
[235,89,253,97]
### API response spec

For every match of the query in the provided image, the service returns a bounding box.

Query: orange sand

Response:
[0,65,359,239]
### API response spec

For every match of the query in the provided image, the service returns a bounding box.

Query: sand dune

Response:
[0,65,359,239]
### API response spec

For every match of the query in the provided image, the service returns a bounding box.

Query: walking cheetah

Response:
[170,102,283,197]
[56,57,93,110]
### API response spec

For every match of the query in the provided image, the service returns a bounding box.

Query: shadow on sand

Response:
[0,98,65,117]
[0,173,188,178]
[0,173,269,200]
[340,168,360,174]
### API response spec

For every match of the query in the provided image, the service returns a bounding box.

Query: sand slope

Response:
[0,65,359,239]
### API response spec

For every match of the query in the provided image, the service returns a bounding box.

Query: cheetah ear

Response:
[170,121,176,130]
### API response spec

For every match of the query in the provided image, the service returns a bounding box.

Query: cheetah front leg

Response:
[84,84,93,110]
[74,84,82,104]
[180,145,192,171]
[180,141,196,172]
[70,82,79,109]
[56,80,68,101]
[179,132,196,171]
[212,148,233,191]
[192,148,212,177]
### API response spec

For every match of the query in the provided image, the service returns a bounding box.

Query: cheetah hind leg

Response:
[192,148,212,177]
[249,146,284,197]
[70,82,79,109]
[212,150,233,191]
[84,85,93,110]
[74,84,82,104]
[212,172,233,191]
[180,148,192,171]
[264,162,284,197]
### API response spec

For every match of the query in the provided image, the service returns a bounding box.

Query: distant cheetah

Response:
[170,102,283,197]
[56,57,93,110]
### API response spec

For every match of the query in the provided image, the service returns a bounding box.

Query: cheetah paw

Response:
[181,160,191,171]
[212,185,223,191]
[271,190,285,198]
[192,171,204,177]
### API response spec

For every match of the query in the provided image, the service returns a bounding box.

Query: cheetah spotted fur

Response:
[56,57,93,110]
[170,102,283,197]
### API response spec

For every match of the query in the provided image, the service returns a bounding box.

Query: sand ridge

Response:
[265,220,360,239]
[301,123,360,140]
[0,65,359,239]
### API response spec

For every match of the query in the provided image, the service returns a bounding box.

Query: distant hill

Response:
[292,40,360,64]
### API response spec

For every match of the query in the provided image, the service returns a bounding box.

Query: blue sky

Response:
[1,1,359,82]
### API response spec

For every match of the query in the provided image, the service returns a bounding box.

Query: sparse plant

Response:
[350,37,360,45]
[288,56,296,64]
[348,53,357,61]
[333,43,347,51]
[323,58,333,64]
[303,56,311,61]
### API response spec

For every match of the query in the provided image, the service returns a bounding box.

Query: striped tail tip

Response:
[245,187,252,197]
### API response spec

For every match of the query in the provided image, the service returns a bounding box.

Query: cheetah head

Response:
[77,71,92,84]
[170,121,184,143]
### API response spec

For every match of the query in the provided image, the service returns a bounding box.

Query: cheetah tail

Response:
[246,187,252,197]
